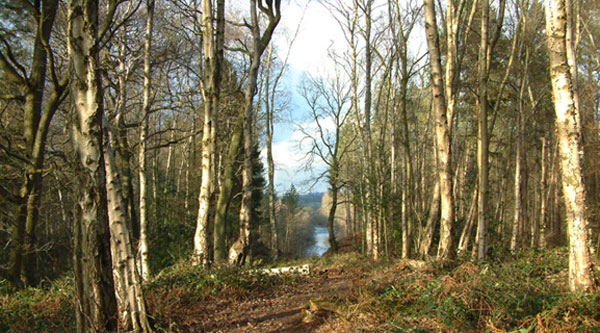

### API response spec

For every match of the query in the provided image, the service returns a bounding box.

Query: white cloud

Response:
[276,1,346,77]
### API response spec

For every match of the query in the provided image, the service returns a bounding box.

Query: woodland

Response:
[1,0,600,331]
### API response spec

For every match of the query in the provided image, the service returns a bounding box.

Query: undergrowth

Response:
[339,247,600,332]
[0,276,74,332]
[1,247,599,332]
[0,260,308,332]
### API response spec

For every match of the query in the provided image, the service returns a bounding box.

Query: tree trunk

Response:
[458,185,478,254]
[364,0,379,260]
[475,0,490,260]
[105,124,152,332]
[511,69,527,252]
[164,122,177,195]
[539,137,548,249]
[418,110,439,259]
[419,178,440,258]
[400,67,412,258]
[229,0,280,265]
[137,0,154,281]
[424,0,456,261]
[116,113,138,240]
[401,158,411,258]
[265,46,279,260]
[112,38,137,241]
[213,114,243,263]
[544,0,597,293]
[194,0,224,266]
[231,60,260,265]
[5,0,60,288]
[67,0,118,329]
[138,117,150,276]
[328,180,339,253]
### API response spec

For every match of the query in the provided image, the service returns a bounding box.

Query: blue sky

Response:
[263,0,426,195]
[262,0,343,195]
[264,66,330,194]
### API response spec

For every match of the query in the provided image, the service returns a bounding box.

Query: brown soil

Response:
[186,267,359,333]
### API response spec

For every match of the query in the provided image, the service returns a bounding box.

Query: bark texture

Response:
[194,0,225,266]
[475,0,490,260]
[424,0,456,261]
[105,125,152,332]
[138,0,155,281]
[544,0,597,293]
[67,0,118,329]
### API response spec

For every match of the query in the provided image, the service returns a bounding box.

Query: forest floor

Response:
[2,237,600,332]
[187,263,357,332]
[143,236,600,332]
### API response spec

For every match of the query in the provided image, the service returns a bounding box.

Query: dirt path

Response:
[189,268,357,332]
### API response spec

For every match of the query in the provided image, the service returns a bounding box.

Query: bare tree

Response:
[475,0,490,260]
[298,72,354,253]
[193,0,225,266]
[544,0,597,293]
[423,0,456,261]
[138,0,155,280]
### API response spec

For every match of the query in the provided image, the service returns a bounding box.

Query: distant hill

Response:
[298,192,324,209]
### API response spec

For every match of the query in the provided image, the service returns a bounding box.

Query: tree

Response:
[67,0,118,329]
[228,0,281,265]
[298,72,354,253]
[279,184,302,254]
[1,0,67,287]
[193,0,226,266]
[388,0,423,259]
[104,121,152,331]
[263,26,300,259]
[264,46,280,259]
[138,0,155,281]
[213,112,243,263]
[423,0,456,261]
[544,0,597,293]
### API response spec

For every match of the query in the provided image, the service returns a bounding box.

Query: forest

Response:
[1,0,600,331]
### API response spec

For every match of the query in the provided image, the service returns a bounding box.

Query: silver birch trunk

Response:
[105,125,152,332]
[475,0,489,260]
[193,0,224,266]
[511,66,527,252]
[138,0,154,280]
[67,0,117,329]
[265,45,278,259]
[544,0,597,293]
[424,0,456,261]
